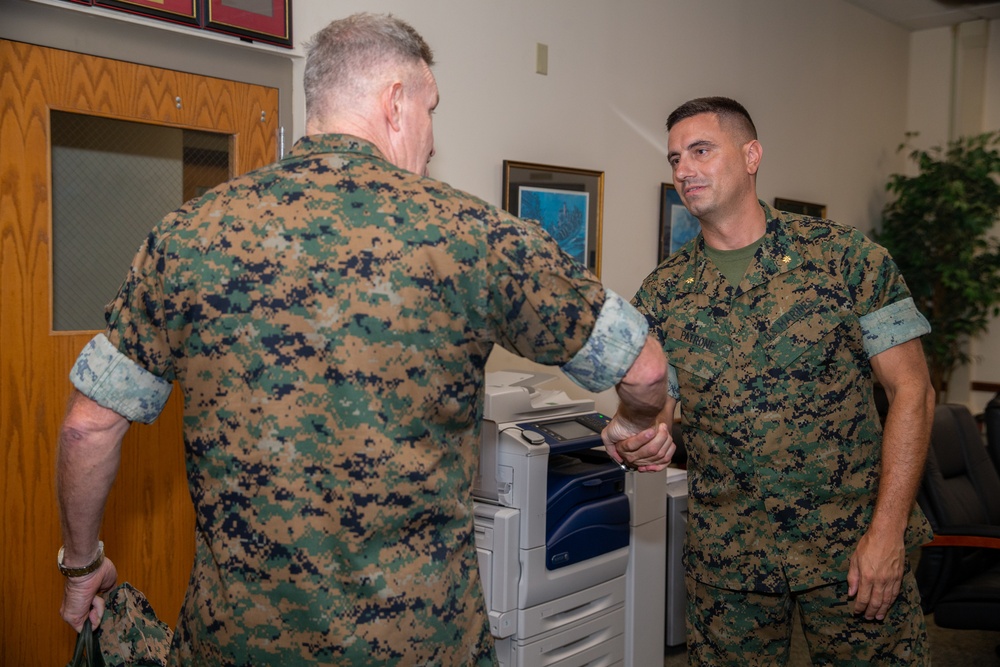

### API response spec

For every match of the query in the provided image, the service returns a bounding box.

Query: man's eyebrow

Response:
[686,139,715,151]
[668,138,714,161]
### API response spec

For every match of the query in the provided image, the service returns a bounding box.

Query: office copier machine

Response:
[473,372,666,667]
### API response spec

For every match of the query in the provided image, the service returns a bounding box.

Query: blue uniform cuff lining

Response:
[70,334,171,424]
[562,289,649,392]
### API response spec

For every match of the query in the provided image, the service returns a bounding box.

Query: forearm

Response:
[57,391,129,565]
[868,341,936,540]
[870,383,934,538]
[613,335,668,430]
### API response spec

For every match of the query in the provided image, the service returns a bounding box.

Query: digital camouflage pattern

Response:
[685,569,928,666]
[96,583,173,667]
[78,134,625,666]
[633,202,933,594]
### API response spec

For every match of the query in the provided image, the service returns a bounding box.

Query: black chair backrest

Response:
[922,404,1000,530]
[985,392,1000,475]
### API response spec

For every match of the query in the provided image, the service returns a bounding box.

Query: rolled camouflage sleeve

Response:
[859,297,931,358]
[561,289,648,392]
[70,333,172,423]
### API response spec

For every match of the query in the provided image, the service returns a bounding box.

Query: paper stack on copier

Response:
[473,371,665,667]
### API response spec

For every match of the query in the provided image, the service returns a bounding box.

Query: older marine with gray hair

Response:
[55,12,672,666]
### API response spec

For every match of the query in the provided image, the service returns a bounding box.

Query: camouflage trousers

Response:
[685,568,928,666]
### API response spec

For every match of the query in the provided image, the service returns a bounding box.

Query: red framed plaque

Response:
[95,0,200,26]
[204,0,292,48]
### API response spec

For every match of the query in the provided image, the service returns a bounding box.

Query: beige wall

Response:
[908,20,1000,410]
[972,20,1000,410]
[4,0,998,409]
[292,0,913,300]
[289,0,919,408]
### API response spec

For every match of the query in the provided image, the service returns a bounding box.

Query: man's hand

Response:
[60,557,118,631]
[602,419,674,472]
[847,529,906,621]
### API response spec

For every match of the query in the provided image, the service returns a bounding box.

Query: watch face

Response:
[57,541,104,576]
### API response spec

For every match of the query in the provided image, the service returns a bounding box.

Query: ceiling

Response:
[843,0,1000,30]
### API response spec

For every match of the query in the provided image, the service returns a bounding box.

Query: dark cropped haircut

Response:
[666,97,757,142]
[303,13,434,123]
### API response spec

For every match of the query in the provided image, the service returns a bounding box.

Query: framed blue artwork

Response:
[503,160,604,277]
[659,183,701,263]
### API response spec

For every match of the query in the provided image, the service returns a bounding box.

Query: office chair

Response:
[915,403,1000,631]
[984,392,1000,476]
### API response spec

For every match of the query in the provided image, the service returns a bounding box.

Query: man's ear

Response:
[745,139,763,176]
[383,81,404,133]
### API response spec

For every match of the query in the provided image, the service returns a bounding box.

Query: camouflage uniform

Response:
[633,202,933,662]
[70,134,648,666]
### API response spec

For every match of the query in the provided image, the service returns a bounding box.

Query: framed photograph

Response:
[774,197,827,218]
[502,160,604,277]
[95,0,199,25]
[204,0,292,48]
[659,183,701,263]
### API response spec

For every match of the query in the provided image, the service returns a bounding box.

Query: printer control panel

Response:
[518,412,611,454]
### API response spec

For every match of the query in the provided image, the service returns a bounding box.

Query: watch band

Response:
[57,541,105,577]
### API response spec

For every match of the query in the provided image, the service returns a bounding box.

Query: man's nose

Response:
[672,156,693,180]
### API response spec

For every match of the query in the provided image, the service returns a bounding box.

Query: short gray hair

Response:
[303,13,435,125]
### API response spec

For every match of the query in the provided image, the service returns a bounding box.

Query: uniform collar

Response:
[285,133,388,163]
[674,200,805,296]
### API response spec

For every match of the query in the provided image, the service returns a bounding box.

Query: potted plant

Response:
[875,131,1000,401]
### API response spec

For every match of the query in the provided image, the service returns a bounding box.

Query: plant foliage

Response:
[875,131,1000,399]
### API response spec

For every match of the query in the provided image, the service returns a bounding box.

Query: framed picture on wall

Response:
[95,0,199,25]
[774,197,827,218]
[204,0,292,48]
[659,183,701,263]
[502,160,604,277]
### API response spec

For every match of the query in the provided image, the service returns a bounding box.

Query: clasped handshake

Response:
[599,337,676,472]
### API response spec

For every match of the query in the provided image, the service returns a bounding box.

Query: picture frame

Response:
[502,160,604,277]
[204,0,292,48]
[659,183,701,263]
[94,0,199,25]
[774,197,827,218]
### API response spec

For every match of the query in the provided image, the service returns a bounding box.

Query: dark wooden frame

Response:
[659,183,702,263]
[774,197,827,218]
[204,0,292,48]
[95,0,200,26]
[502,160,604,277]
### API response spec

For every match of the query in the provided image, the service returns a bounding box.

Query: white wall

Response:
[11,0,996,408]
[972,20,1000,410]
[291,2,911,302]
[290,0,913,408]
[907,21,1000,410]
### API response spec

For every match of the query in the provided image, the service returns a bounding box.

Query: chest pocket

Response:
[761,301,849,371]
[661,323,731,390]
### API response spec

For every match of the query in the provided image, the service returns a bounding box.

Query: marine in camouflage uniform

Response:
[634,201,934,665]
[66,133,651,666]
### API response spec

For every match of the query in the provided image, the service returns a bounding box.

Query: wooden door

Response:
[0,40,278,666]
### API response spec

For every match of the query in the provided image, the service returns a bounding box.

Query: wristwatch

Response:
[57,541,105,577]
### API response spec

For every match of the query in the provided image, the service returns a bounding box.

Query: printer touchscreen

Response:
[518,412,611,453]
[543,419,595,440]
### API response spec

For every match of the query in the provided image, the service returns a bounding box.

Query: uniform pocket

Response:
[762,301,847,373]
[662,324,730,388]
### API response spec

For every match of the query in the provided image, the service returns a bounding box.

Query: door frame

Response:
[0,39,279,666]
